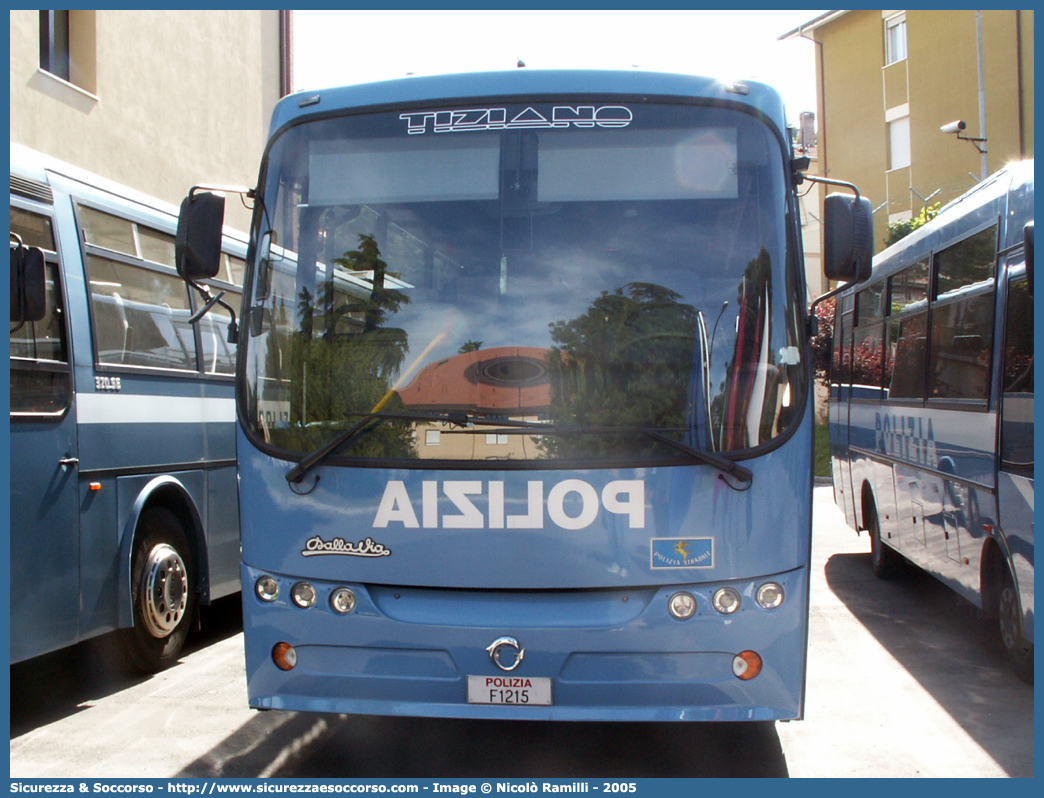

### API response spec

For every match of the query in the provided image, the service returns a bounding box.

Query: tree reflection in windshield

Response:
[276,234,416,457]
[543,282,697,459]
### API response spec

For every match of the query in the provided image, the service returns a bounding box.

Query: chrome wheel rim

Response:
[141,543,188,637]
[999,585,1019,651]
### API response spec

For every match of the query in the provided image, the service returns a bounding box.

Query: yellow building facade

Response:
[784,9,1033,255]
[9,10,287,230]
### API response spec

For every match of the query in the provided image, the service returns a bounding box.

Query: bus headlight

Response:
[255,576,279,602]
[291,582,317,609]
[668,591,697,620]
[712,587,741,614]
[330,587,357,615]
[756,582,784,609]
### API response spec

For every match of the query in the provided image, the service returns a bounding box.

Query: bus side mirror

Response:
[1024,222,1033,296]
[175,190,225,280]
[823,193,873,284]
[10,244,47,323]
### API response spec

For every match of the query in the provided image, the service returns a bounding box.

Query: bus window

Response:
[79,204,205,372]
[10,207,71,414]
[852,324,883,396]
[138,224,176,267]
[79,204,179,270]
[11,206,55,250]
[1001,278,1033,473]
[198,287,241,375]
[884,261,929,401]
[857,282,885,324]
[80,205,147,259]
[853,284,885,396]
[887,310,928,400]
[221,253,246,287]
[86,254,198,371]
[830,299,846,387]
[928,227,997,402]
[888,260,929,314]
[928,292,994,401]
[933,226,997,298]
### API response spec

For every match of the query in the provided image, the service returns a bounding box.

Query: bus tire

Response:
[998,567,1034,684]
[117,507,197,674]
[866,499,902,580]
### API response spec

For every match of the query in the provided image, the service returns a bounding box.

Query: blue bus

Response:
[176,70,870,720]
[828,160,1034,682]
[9,144,245,672]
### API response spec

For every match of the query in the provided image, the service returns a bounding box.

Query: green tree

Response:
[884,202,941,247]
[543,281,697,458]
[279,234,415,457]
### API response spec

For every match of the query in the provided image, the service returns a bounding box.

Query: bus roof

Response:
[268,69,788,138]
[11,142,183,217]
[10,142,250,247]
[870,159,1034,282]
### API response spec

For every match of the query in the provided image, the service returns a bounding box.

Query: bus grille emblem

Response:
[486,636,525,672]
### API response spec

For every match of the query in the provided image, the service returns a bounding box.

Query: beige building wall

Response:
[794,9,1033,255]
[797,162,824,299]
[413,422,545,461]
[9,10,283,230]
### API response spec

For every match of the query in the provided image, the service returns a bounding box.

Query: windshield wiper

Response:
[454,423,753,484]
[285,410,536,484]
[287,415,752,487]
[638,428,753,484]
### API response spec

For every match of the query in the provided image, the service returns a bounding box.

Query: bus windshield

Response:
[244,101,805,464]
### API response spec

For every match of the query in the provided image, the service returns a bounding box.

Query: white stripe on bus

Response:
[76,394,236,424]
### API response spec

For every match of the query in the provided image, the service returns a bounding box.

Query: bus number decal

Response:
[94,376,122,392]
[399,106,633,135]
[373,479,645,531]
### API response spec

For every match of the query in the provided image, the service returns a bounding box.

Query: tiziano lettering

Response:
[400,106,633,135]
[373,479,646,531]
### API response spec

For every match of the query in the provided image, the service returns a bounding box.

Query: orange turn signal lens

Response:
[732,650,762,680]
[273,642,298,671]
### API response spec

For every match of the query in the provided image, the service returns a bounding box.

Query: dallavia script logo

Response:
[400,106,633,135]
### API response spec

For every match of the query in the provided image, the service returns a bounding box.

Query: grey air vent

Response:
[10,175,54,205]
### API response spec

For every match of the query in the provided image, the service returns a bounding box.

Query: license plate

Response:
[467,675,552,705]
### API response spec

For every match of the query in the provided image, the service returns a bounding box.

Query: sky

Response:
[291,10,826,127]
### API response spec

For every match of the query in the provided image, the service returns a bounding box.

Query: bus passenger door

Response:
[9,203,82,662]
[829,296,857,525]
[997,273,1033,634]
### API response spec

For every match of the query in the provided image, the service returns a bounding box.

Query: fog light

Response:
[756,582,784,609]
[668,591,697,620]
[330,587,357,615]
[712,587,741,614]
[732,650,762,680]
[273,642,297,671]
[255,576,279,602]
[291,582,317,609]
